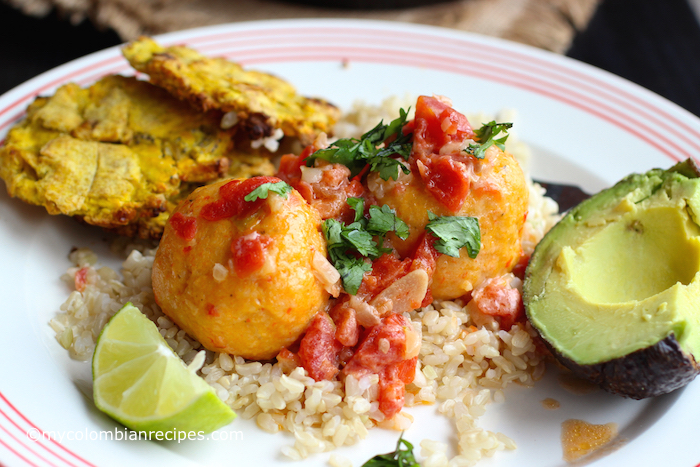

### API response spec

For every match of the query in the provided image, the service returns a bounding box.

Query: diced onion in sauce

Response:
[349,295,380,327]
[212,263,229,282]
[301,166,324,184]
[311,251,341,297]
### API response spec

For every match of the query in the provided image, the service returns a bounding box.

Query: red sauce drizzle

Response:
[169,212,197,240]
[200,176,281,221]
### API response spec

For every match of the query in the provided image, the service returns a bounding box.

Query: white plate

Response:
[1,19,699,467]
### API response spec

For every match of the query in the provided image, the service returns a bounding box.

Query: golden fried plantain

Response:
[0,75,274,239]
[122,37,340,145]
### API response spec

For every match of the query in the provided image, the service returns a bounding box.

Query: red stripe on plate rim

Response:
[0,42,689,162]
[0,406,75,467]
[161,25,700,146]
[0,55,125,122]
[0,436,41,467]
[0,392,95,467]
[0,25,696,159]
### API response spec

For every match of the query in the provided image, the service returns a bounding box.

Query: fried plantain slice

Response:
[122,37,340,146]
[0,75,274,239]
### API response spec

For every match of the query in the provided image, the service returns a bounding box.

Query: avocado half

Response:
[524,159,700,399]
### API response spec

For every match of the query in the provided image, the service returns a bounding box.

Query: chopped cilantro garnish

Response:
[323,199,409,294]
[306,108,413,181]
[425,211,481,258]
[347,196,365,222]
[367,204,410,241]
[323,219,372,295]
[464,121,513,159]
[362,433,419,467]
[244,181,292,202]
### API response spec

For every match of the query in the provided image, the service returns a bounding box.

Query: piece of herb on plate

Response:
[323,198,409,294]
[464,121,513,159]
[362,433,420,467]
[306,108,413,181]
[425,211,481,258]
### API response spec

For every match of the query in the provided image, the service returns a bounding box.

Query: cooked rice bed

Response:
[51,242,545,465]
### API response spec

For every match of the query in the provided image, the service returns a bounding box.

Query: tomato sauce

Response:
[298,312,342,381]
[230,232,272,276]
[411,95,476,212]
[278,149,364,222]
[471,276,524,330]
[342,314,417,419]
[169,212,197,241]
[200,176,280,221]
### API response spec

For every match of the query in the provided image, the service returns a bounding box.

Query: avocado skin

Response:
[543,334,699,399]
[524,159,700,399]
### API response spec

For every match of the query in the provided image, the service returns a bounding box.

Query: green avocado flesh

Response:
[525,160,700,371]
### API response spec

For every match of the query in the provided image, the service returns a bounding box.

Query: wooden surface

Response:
[4,0,600,54]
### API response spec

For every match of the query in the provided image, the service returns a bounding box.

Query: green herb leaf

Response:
[342,222,379,257]
[367,205,410,240]
[347,197,366,223]
[425,211,481,258]
[464,121,513,159]
[322,200,410,294]
[362,433,420,467]
[370,156,411,183]
[244,181,293,202]
[332,253,372,296]
[306,108,412,181]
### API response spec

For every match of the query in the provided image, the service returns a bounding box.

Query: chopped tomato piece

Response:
[277,146,313,183]
[420,156,472,212]
[378,379,405,419]
[74,267,89,292]
[357,253,412,300]
[330,302,360,347]
[230,232,272,276]
[276,146,364,222]
[411,96,476,212]
[472,276,525,330]
[395,357,418,385]
[342,314,416,418]
[413,95,474,156]
[298,312,342,381]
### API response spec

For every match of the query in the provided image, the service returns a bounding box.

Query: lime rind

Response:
[92,303,236,434]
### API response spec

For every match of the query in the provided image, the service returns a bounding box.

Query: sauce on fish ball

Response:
[152,176,329,360]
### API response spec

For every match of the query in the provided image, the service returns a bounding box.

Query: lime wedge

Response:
[92,303,236,434]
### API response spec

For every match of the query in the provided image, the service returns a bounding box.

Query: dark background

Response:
[2,0,700,116]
